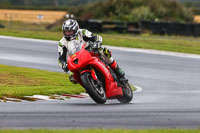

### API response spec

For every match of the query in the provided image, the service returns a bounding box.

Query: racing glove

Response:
[103,47,112,58]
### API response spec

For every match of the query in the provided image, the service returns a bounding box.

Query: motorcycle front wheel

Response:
[117,81,133,103]
[81,72,106,104]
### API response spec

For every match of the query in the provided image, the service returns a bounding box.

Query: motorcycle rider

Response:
[58,19,125,83]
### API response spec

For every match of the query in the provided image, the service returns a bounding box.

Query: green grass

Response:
[0,27,200,55]
[0,20,62,40]
[0,64,84,99]
[0,28,62,40]
[101,34,200,54]
[0,129,200,133]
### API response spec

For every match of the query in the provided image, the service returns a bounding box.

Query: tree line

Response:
[69,0,194,23]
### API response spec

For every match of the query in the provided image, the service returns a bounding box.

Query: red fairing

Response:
[67,44,123,99]
[80,70,97,80]
[67,45,94,71]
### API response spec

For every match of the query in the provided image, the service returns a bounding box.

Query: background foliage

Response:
[70,0,194,22]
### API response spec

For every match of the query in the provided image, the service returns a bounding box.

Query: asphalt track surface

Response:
[0,36,200,129]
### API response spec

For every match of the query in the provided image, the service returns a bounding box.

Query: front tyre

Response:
[81,72,106,104]
[117,81,133,103]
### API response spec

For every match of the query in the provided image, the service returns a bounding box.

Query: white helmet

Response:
[62,19,79,41]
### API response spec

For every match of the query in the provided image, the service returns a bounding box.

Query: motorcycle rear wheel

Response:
[81,72,106,104]
[117,81,133,103]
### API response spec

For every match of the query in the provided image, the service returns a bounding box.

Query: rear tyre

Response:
[81,72,106,104]
[117,81,133,103]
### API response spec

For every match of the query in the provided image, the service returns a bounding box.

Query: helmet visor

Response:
[64,30,74,36]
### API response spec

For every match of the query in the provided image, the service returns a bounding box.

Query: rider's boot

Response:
[109,60,125,79]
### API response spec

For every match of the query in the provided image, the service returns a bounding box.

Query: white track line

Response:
[1,35,200,59]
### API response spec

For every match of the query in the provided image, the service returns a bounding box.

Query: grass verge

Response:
[0,64,137,101]
[0,64,84,101]
[0,129,200,133]
[101,33,200,55]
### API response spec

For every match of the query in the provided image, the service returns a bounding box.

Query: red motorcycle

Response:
[67,40,133,104]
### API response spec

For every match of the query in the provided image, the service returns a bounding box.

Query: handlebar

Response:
[87,41,102,54]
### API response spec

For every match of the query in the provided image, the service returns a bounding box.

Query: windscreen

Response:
[67,40,84,56]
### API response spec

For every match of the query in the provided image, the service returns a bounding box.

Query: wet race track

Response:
[0,36,200,129]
